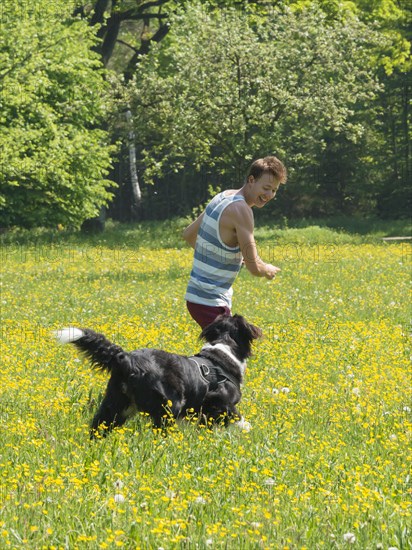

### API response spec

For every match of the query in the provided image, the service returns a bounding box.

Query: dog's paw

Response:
[234,417,252,432]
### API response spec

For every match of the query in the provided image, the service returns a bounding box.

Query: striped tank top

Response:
[185,192,244,308]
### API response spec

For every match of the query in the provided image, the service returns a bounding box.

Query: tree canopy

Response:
[0,0,410,227]
[0,0,115,228]
[134,5,382,173]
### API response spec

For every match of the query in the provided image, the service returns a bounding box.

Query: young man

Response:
[183,156,287,328]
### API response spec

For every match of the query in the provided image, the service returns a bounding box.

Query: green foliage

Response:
[0,0,116,228]
[130,3,383,187]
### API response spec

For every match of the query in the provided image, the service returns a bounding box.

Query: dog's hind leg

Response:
[90,377,132,438]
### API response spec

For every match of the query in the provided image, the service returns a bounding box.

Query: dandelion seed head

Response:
[264,478,276,486]
[235,417,252,432]
[343,532,356,543]
[114,479,124,490]
[343,533,356,544]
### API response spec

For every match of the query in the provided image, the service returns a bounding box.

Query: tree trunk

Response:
[125,109,142,209]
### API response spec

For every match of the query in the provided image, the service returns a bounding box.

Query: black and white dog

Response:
[55,314,262,437]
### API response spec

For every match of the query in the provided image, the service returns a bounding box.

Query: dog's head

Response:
[200,314,262,360]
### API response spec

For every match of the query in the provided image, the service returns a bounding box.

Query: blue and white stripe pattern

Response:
[185,192,244,308]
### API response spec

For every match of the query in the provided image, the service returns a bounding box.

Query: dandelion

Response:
[343,532,356,543]
[264,478,276,486]
[235,417,252,432]
[114,479,124,490]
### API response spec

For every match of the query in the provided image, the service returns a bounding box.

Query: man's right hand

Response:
[264,264,281,280]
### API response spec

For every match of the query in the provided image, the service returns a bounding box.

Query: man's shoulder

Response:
[222,197,253,225]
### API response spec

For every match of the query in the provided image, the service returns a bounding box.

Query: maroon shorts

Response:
[186,301,231,329]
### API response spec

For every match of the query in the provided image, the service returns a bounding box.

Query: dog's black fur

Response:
[56,314,262,437]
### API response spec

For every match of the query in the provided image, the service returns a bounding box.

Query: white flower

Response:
[281,387,290,394]
[272,388,279,395]
[352,387,361,396]
[403,406,411,413]
[250,522,261,529]
[205,539,213,546]
[235,417,252,432]
[194,496,207,504]
[388,547,399,550]
[114,494,125,503]
[343,532,356,543]
[264,477,276,486]
[114,479,124,490]
[166,489,176,499]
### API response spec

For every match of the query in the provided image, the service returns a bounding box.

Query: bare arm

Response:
[182,211,205,249]
[232,204,281,279]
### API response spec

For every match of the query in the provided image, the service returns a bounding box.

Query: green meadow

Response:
[0,220,411,549]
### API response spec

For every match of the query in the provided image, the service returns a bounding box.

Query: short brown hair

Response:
[247,156,287,184]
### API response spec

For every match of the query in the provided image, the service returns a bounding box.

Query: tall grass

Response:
[0,221,410,549]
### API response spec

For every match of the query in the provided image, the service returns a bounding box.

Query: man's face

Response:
[248,173,280,208]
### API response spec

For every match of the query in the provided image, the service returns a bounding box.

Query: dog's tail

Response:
[54,327,132,374]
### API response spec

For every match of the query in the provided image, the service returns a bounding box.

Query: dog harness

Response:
[188,355,240,391]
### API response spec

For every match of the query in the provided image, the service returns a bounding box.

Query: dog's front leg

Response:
[90,381,131,438]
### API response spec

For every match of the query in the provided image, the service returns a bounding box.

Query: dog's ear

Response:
[232,314,262,341]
